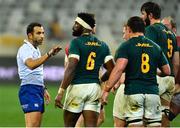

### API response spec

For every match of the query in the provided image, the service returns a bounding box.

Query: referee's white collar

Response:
[24,39,38,50]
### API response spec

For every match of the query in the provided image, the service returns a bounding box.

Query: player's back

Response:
[145,23,178,76]
[69,35,111,84]
[116,36,167,95]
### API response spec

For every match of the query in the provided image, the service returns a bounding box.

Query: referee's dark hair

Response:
[27,22,42,35]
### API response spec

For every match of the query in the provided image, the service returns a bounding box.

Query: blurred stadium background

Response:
[0,0,179,126]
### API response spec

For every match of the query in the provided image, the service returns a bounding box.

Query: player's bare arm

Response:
[100,59,115,82]
[101,58,128,105]
[172,51,179,77]
[55,57,78,108]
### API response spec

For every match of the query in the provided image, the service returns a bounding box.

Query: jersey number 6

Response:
[86,52,96,70]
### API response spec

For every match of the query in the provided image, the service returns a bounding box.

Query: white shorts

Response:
[157,76,175,102]
[63,83,101,113]
[124,94,161,126]
[113,84,125,120]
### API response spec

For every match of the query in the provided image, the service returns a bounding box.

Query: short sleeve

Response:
[19,47,33,63]
[115,42,128,61]
[158,50,169,68]
[103,43,113,63]
[145,26,158,42]
[68,39,80,60]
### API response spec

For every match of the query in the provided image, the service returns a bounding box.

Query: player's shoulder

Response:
[146,23,163,31]
[122,39,132,46]
[100,40,108,46]
[71,36,90,45]
[145,24,157,32]
[93,37,109,48]
[153,22,164,28]
[144,36,159,46]
[69,38,81,48]
[71,37,80,43]
[147,38,162,52]
[116,40,129,51]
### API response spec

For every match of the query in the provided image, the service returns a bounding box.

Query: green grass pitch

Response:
[0,84,179,127]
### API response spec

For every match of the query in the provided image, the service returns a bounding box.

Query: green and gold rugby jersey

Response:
[115,36,168,95]
[145,23,178,76]
[69,35,113,84]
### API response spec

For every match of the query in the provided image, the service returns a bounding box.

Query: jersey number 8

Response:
[141,53,150,73]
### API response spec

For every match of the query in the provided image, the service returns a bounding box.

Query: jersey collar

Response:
[24,39,38,51]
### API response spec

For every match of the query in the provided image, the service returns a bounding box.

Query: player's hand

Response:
[110,87,116,94]
[55,93,64,109]
[110,83,120,95]
[101,90,109,105]
[48,45,62,57]
[44,89,51,105]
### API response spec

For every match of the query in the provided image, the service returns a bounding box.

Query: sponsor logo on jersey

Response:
[85,42,101,46]
[136,43,153,47]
